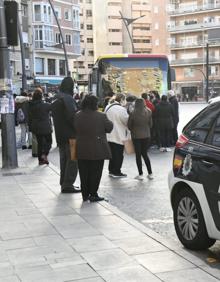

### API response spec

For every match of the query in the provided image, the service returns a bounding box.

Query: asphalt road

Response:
[49,102,207,241]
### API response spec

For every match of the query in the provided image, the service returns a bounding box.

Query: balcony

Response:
[169,21,220,33]
[169,3,220,16]
[171,56,220,66]
[170,40,220,50]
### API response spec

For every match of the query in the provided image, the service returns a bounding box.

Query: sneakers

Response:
[148,173,154,180]
[109,172,127,178]
[134,175,144,180]
[89,195,105,202]
[166,147,172,152]
[159,147,166,152]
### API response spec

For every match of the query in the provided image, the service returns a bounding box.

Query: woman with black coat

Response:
[155,95,174,152]
[29,88,52,165]
[75,95,113,202]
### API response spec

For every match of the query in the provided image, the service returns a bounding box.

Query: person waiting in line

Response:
[28,88,52,165]
[51,77,81,193]
[75,95,113,202]
[168,90,179,145]
[105,93,129,178]
[141,92,155,112]
[155,95,174,152]
[128,98,153,180]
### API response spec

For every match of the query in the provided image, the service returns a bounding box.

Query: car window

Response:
[184,105,220,143]
[209,115,220,147]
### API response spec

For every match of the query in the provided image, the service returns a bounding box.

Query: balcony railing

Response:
[171,57,220,66]
[169,21,220,32]
[169,3,220,15]
[170,40,220,49]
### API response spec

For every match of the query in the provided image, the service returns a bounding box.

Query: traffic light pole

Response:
[0,0,18,168]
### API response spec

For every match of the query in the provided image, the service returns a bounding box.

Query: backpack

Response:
[17,108,25,123]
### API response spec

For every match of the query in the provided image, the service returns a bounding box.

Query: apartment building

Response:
[32,0,81,86]
[9,0,32,93]
[168,0,220,100]
[10,0,80,93]
[75,0,169,83]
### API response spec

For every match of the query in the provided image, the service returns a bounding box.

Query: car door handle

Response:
[202,160,213,166]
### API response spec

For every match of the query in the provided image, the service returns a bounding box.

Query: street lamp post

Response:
[119,11,145,53]
[206,42,209,103]
[0,0,18,168]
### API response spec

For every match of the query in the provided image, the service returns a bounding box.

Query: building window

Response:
[210,66,219,76]
[87,38,93,43]
[55,33,61,44]
[66,34,72,45]
[21,4,28,17]
[64,9,71,21]
[59,60,66,76]
[154,6,158,13]
[88,50,94,56]
[133,39,151,43]
[155,39,159,46]
[88,64,94,68]
[87,24,93,30]
[35,57,44,74]
[86,10,92,17]
[54,7,61,19]
[80,23,84,29]
[109,29,122,32]
[184,68,195,78]
[34,5,41,21]
[109,42,122,46]
[86,0,92,3]
[48,59,56,75]
[155,23,159,30]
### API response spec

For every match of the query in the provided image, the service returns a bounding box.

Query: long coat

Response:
[155,101,174,130]
[28,100,52,135]
[75,110,113,160]
[51,92,78,145]
[128,108,152,139]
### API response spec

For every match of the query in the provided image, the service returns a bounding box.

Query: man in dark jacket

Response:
[168,90,179,145]
[51,77,80,193]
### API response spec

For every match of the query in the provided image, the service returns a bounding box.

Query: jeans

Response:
[132,138,152,175]
[108,142,124,174]
[78,159,104,200]
[20,123,32,146]
[59,143,78,188]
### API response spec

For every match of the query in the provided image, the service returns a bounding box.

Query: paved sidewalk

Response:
[0,150,219,282]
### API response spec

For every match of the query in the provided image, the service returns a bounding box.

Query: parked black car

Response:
[169,101,220,250]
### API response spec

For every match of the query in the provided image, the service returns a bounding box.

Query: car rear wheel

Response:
[173,188,216,250]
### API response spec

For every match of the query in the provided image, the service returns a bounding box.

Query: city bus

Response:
[89,54,174,101]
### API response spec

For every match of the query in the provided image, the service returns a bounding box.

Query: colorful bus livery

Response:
[89,54,174,99]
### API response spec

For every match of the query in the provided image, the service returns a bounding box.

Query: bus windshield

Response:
[93,55,171,98]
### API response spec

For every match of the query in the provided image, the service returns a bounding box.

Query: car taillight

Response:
[176,134,189,149]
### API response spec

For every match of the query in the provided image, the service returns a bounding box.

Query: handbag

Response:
[123,139,135,154]
[69,138,77,160]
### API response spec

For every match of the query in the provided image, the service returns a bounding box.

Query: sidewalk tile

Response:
[68,235,116,253]
[157,268,220,282]
[0,276,20,282]
[98,265,161,282]
[113,235,167,255]
[0,237,36,251]
[201,266,220,280]
[135,250,195,273]
[81,249,136,271]
[0,262,14,277]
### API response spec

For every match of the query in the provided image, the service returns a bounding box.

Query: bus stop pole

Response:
[0,0,18,168]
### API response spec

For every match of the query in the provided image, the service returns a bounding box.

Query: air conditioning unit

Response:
[23,43,31,48]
